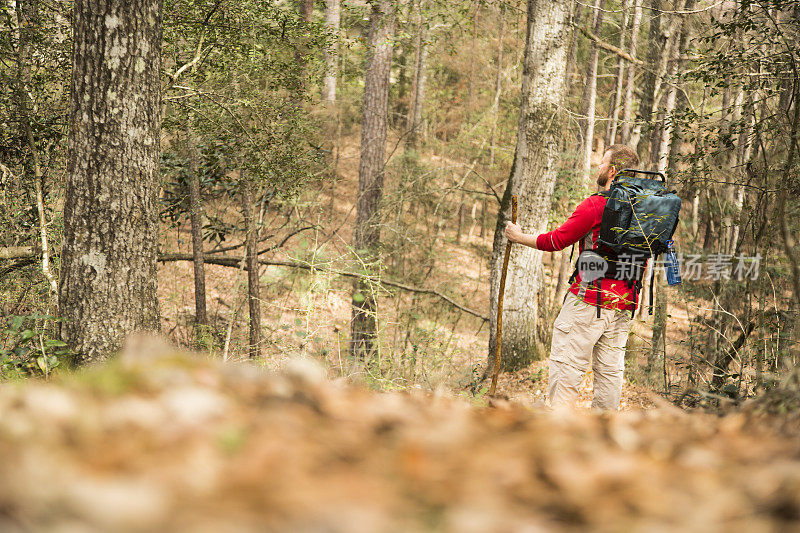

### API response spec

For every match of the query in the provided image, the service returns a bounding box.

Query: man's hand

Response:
[505,221,537,248]
[505,221,524,243]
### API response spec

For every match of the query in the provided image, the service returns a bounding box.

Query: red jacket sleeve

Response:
[535,195,602,252]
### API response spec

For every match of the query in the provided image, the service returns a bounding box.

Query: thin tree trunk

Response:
[605,0,630,147]
[729,100,754,255]
[553,246,572,305]
[632,0,665,156]
[243,180,261,358]
[648,269,667,385]
[294,0,315,97]
[620,0,642,145]
[323,0,340,104]
[15,0,57,297]
[776,78,800,310]
[407,0,428,149]
[59,0,162,362]
[579,0,605,184]
[466,0,479,111]
[489,2,505,168]
[646,2,691,377]
[351,0,395,360]
[487,0,571,372]
[186,125,207,328]
[564,0,585,96]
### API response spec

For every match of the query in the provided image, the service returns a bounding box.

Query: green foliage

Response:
[0,314,73,379]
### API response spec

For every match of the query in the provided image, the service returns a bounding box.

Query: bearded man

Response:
[504,144,642,410]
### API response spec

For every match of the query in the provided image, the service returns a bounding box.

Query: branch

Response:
[0,246,35,260]
[158,253,488,321]
[574,24,644,66]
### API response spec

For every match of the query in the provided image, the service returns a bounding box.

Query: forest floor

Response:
[0,345,798,532]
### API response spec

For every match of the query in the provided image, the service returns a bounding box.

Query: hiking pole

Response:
[489,195,517,396]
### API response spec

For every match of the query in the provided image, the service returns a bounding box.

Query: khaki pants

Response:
[548,292,632,410]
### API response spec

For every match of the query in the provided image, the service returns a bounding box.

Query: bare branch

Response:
[158,253,489,321]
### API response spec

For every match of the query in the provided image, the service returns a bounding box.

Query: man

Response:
[504,144,641,410]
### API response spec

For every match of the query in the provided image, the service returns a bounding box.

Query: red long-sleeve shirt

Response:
[536,194,643,312]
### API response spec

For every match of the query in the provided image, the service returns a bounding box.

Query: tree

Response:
[579,0,605,184]
[488,0,571,371]
[186,124,208,329]
[620,0,642,145]
[406,0,428,149]
[605,0,630,147]
[323,0,341,104]
[242,179,261,358]
[59,0,163,362]
[351,0,396,360]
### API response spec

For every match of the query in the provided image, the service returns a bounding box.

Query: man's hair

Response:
[607,144,639,171]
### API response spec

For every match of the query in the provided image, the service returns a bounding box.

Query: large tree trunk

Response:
[579,0,605,184]
[406,0,428,149]
[59,0,162,363]
[351,0,395,360]
[487,0,571,372]
[243,181,261,359]
[620,0,642,145]
[323,0,340,104]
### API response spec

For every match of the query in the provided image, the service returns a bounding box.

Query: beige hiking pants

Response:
[548,292,632,410]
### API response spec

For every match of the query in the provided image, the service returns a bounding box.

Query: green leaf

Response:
[45,339,67,348]
[36,356,47,373]
[294,318,303,326]
[9,316,23,332]
[352,292,365,304]
[19,330,35,342]
[295,330,307,338]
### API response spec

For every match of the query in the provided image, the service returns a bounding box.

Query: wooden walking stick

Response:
[489,195,517,396]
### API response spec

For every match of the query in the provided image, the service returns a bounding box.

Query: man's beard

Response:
[596,171,611,188]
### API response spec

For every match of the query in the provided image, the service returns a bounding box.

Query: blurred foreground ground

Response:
[0,344,798,532]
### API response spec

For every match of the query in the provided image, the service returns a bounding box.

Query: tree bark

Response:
[15,0,58,297]
[488,2,505,168]
[294,0,315,97]
[406,0,428,149]
[579,0,605,184]
[620,0,642,145]
[186,125,207,328]
[564,0,584,95]
[351,0,395,360]
[605,0,629,147]
[487,0,571,371]
[323,0,340,104]
[59,0,162,363]
[243,181,261,358]
[632,0,665,157]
